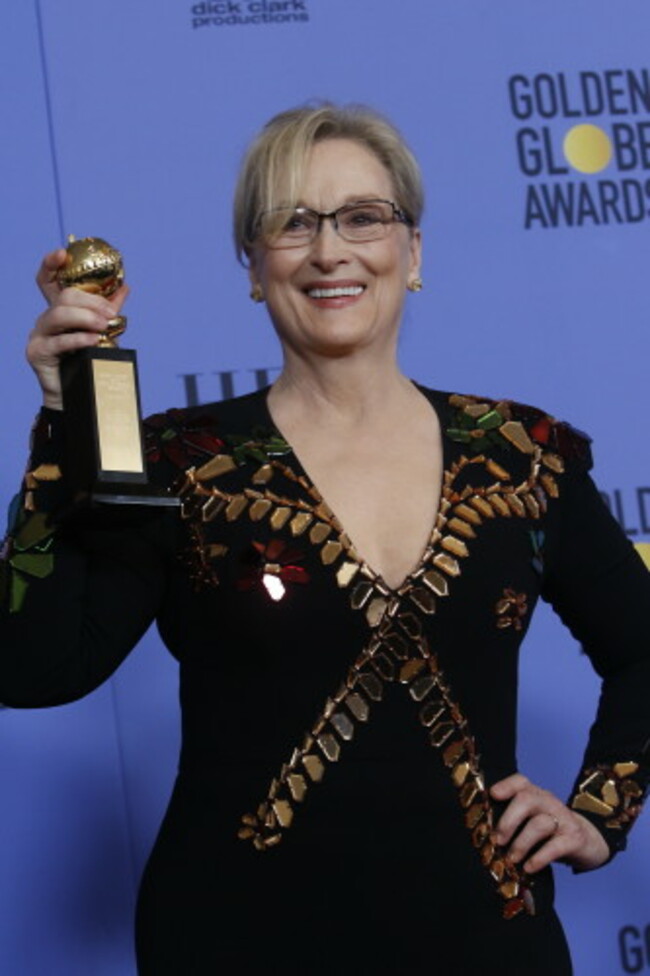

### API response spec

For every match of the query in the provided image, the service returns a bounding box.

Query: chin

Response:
[305,322,381,358]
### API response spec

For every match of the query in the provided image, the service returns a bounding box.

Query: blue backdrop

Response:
[1,2,649,973]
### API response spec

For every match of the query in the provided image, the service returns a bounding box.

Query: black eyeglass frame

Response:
[254,198,414,248]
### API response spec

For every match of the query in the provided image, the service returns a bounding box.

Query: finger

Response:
[31,329,103,360]
[55,286,119,319]
[493,784,562,850]
[507,811,560,865]
[521,819,586,874]
[490,774,530,801]
[491,777,542,845]
[52,330,103,354]
[106,282,130,316]
[36,249,68,304]
[33,304,110,338]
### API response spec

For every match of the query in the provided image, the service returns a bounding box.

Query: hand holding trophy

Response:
[56,236,169,506]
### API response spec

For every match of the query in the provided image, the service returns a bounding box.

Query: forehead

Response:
[297,138,394,207]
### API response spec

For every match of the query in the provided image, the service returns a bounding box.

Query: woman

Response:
[1,104,648,974]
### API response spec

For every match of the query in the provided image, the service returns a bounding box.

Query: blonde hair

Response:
[233,102,424,263]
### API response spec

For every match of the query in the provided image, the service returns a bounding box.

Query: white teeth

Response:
[307,286,364,299]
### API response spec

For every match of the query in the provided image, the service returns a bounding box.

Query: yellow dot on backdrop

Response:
[635,543,650,571]
[563,124,613,173]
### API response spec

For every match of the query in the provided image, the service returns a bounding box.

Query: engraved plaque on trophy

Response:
[58,236,173,506]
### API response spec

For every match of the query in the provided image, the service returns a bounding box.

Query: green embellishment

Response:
[226,428,291,467]
[0,506,56,614]
[9,572,28,614]
[476,409,503,431]
[445,428,473,444]
[11,548,54,578]
[446,399,512,456]
[13,511,53,550]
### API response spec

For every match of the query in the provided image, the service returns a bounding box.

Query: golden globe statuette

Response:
[57,235,161,505]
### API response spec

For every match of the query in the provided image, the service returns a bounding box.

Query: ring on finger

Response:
[547,813,560,834]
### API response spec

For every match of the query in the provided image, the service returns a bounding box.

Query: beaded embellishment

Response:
[162,390,597,919]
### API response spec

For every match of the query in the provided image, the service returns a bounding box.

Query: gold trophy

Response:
[57,236,167,505]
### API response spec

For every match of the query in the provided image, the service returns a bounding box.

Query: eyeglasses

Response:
[255,199,413,249]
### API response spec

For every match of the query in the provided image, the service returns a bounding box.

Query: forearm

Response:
[0,410,170,706]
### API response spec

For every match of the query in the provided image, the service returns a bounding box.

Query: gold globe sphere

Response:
[56,235,124,297]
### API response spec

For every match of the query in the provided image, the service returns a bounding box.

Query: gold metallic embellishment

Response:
[447,517,476,540]
[422,569,449,598]
[505,493,527,518]
[540,473,560,498]
[498,421,535,455]
[336,561,360,588]
[432,552,461,577]
[366,596,388,628]
[249,498,273,521]
[309,522,331,544]
[441,535,469,559]
[488,495,511,518]
[469,496,495,519]
[571,761,645,829]
[270,506,292,530]
[524,494,541,519]
[252,463,274,485]
[290,512,313,536]
[410,586,437,615]
[495,589,529,631]
[541,452,565,474]
[225,495,248,521]
[485,459,511,481]
[350,580,374,610]
[321,540,343,564]
[25,463,62,488]
[195,454,237,480]
[172,403,566,919]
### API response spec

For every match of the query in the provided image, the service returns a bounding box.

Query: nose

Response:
[308,217,349,268]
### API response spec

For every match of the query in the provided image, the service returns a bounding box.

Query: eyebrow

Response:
[294,195,388,209]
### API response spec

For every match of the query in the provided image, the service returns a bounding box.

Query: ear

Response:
[247,246,263,289]
[408,228,422,281]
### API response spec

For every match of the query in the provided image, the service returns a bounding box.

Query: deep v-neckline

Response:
[261,384,451,594]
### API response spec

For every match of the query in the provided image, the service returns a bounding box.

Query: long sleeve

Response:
[0,409,176,707]
[541,453,650,857]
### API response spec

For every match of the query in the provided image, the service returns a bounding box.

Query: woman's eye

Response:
[283,214,312,233]
[345,208,382,226]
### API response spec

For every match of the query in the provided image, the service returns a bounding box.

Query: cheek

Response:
[253,249,296,289]
[372,244,412,285]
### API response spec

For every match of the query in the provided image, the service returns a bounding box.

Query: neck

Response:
[268,346,417,431]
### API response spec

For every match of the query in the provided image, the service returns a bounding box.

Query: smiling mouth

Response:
[306,285,365,299]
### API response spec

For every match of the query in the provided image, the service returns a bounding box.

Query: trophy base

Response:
[61,346,168,506]
[91,488,180,508]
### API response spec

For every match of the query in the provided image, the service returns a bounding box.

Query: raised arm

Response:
[0,251,174,707]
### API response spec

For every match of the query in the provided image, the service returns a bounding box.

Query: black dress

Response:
[1,386,649,976]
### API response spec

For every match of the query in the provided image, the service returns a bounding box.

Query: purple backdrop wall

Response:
[1,2,649,973]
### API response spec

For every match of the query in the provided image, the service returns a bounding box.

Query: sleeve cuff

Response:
[569,761,648,859]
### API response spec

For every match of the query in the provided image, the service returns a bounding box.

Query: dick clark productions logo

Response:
[508,69,650,228]
[190,0,309,28]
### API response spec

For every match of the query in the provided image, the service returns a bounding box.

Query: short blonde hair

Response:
[233,102,424,263]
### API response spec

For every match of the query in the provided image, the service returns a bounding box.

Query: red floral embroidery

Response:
[237,540,310,600]
[529,416,552,444]
[145,410,224,469]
